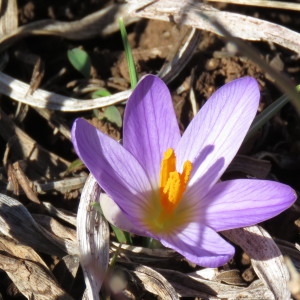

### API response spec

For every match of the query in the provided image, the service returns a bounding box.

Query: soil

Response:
[0,0,300,299]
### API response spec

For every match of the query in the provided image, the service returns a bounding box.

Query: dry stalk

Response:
[207,0,300,11]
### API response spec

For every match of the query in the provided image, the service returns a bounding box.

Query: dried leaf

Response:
[276,238,300,271]
[0,252,73,300]
[223,225,290,299]
[120,261,179,299]
[0,232,72,299]
[52,255,80,294]
[27,56,45,95]
[33,214,76,241]
[0,0,18,36]
[12,161,41,204]
[120,262,274,299]
[32,175,87,195]
[0,71,131,110]
[128,0,300,112]
[0,235,47,269]
[214,269,246,286]
[0,193,78,257]
[42,202,77,226]
[167,268,273,298]
[77,174,110,299]
[128,0,300,53]
[0,108,69,178]
[285,256,300,300]
[0,23,198,113]
[0,3,139,52]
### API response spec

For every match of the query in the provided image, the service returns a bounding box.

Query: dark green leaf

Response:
[103,106,122,127]
[67,48,91,78]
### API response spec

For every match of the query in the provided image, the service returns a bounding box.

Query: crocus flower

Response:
[72,75,296,267]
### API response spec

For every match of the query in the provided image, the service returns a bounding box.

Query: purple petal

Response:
[123,75,181,187]
[100,193,148,236]
[72,118,152,224]
[159,222,234,267]
[200,179,297,231]
[176,77,260,198]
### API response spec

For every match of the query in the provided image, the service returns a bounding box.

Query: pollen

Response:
[159,148,192,215]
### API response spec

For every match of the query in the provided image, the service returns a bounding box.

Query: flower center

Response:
[142,148,193,234]
[159,148,192,216]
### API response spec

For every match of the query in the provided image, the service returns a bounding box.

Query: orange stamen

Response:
[159,148,192,215]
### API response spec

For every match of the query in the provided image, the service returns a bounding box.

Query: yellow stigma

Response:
[159,148,192,215]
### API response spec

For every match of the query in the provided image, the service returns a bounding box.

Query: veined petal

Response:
[176,77,260,198]
[200,179,297,231]
[159,222,234,267]
[123,75,181,187]
[100,193,149,236]
[72,118,152,223]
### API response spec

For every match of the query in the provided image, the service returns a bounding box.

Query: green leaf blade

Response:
[67,48,91,78]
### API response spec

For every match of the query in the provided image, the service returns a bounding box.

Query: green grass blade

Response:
[119,18,138,88]
[111,224,133,244]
